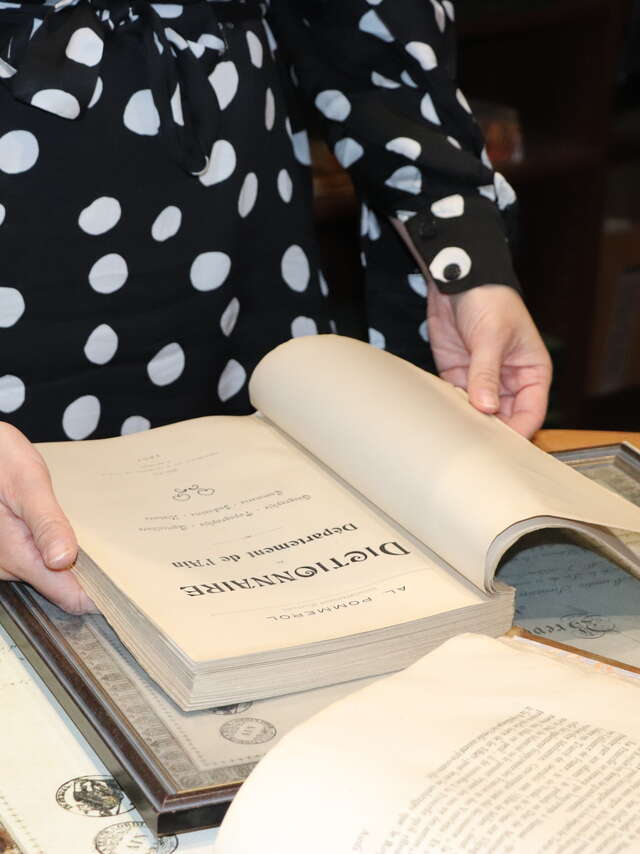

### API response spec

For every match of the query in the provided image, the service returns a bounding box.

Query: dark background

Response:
[311,0,640,431]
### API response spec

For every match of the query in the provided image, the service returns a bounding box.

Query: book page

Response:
[250,336,640,591]
[214,633,640,854]
[38,416,487,662]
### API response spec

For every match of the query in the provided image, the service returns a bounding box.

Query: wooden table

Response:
[534,430,640,453]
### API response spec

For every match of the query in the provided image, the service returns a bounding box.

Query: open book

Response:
[213,632,640,854]
[36,335,640,711]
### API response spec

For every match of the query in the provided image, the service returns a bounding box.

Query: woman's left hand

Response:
[427,283,553,438]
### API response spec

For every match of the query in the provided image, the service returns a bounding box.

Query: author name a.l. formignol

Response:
[178,541,411,597]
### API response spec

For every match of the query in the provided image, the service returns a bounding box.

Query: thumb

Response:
[14,471,77,571]
[467,337,506,414]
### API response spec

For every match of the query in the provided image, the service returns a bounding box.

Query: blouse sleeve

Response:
[268,0,521,295]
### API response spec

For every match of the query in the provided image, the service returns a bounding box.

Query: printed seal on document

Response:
[94,821,178,853]
[55,776,133,817]
[219,717,277,744]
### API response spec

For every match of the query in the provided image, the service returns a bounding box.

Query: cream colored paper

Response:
[39,415,485,663]
[0,625,216,854]
[250,335,640,591]
[214,633,640,854]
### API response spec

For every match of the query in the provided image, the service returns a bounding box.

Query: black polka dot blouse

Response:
[0,0,519,442]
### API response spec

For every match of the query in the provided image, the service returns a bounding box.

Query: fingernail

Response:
[47,547,76,570]
[480,393,498,411]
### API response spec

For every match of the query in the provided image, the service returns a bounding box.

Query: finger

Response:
[0,548,96,615]
[437,366,470,389]
[12,467,77,570]
[499,382,549,438]
[497,393,515,421]
[466,335,508,414]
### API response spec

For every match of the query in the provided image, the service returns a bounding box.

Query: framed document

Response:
[0,584,373,837]
[1,442,639,837]
[498,441,640,669]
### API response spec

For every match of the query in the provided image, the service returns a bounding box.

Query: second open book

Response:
[36,336,640,710]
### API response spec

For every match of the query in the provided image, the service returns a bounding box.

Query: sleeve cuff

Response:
[404,196,522,296]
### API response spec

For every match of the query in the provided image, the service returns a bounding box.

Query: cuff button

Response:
[443,263,462,281]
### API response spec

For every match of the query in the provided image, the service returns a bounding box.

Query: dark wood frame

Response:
[0,584,239,838]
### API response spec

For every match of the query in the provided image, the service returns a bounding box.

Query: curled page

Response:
[214,633,640,854]
[250,335,640,591]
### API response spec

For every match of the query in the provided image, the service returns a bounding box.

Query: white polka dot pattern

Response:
[198,33,224,51]
[238,172,258,218]
[246,31,263,67]
[291,316,318,337]
[494,172,516,210]
[334,138,363,169]
[405,41,437,71]
[84,324,118,365]
[217,359,246,402]
[121,415,151,435]
[359,10,393,42]
[0,287,25,327]
[62,395,100,440]
[315,90,351,122]
[65,27,103,67]
[31,88,80,119]
[88,76,103,108]
[277,168,293,202]
[78,197,121,235]
[147,342,185,386]
[479,184,497,202]
[429,246,472,283]
[209,61,238,111]
[420,93,440,125]
[456,88,471,113]
[0,130,39,174]
[88,254,128,294]
[151,206,182,241]
[408,273,427,297]
[170,85,184,125]
[430,0,446,32]
[1,0,521,437]
[431,194,464,218]
[385,165,422,195]
[220,297,240,336]
[0,375,25,413]
[368,328,386,349]
[198,139,236,187]
[371,71,400,89]
[154,4,183,18]
[190,252,231,291]
[281,245,310,292]
[286,119,311,166]
[385,137,421,160]
[123,90,160,136]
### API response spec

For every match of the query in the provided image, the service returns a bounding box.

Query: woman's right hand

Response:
[0,423,95,614]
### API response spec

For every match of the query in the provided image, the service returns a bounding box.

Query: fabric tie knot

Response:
[0,0,263,173]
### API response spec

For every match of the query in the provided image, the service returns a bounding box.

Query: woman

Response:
[0,0,551,612]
